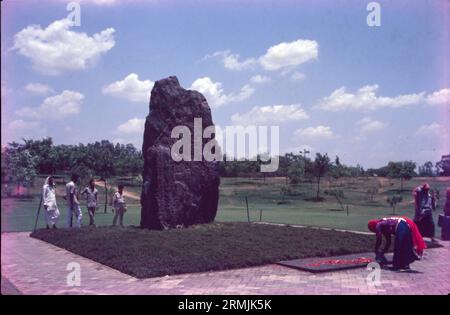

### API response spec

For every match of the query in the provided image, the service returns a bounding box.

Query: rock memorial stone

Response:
[140,76,220,229]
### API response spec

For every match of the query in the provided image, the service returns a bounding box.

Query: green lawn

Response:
[217,176,449,232]
[2,176,449,232]
[30,222,375,278]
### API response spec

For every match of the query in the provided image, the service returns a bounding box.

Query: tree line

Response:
[2,138,143,189]
[2,138,449,195]
[221,153,450,180]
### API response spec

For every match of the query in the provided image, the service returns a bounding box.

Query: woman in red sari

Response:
[368,216,426,271]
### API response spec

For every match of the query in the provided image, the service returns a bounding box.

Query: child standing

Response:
[81,178,98,226]
[112,184,127,227]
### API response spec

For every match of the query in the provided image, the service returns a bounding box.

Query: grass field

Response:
[30,222,375,278]
[2,176,449,233]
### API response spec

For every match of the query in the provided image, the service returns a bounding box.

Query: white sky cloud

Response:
[16,90,84,120]
[8,119,41,131]
[207,50,257,71]
[316,84,425,111]
[259,39,318,71]
[102,73,154,103]
[190,77,254,108]
[293,125,336,140]
[24,83,54,95]
[6,119,46,140]
[356,117,388,132]
[426,88,450,105]
[250,75,271,84]
[290,72,306,81]
[13,18,115,75]
[415,123,446,136]
[231,104,309,125]
[206,39,318,72]
[116,118,145,134]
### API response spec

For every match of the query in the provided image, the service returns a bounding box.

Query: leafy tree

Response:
[418,161,434,177]
[284,153,306,184]
[367,165,390,177]
[114,143,144,176]
[310,153,330,200]
[4,143,39,195]
[436,154,450,176]
[22,138,58,174]
[387,161,416,191]
[348,164,365,177]
[329,155,347,186]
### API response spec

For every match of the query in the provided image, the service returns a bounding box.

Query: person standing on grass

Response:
[112,184,127,227]
[438,188,450,241]
[65,174,82,228]
[368,216,426,271]
[413,183,437,244]
[42,176,60,229]
[81,178,98,227]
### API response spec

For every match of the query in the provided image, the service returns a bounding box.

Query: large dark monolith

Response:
[140,76,220,229]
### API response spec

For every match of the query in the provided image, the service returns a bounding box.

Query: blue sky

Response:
[1,0,449,168]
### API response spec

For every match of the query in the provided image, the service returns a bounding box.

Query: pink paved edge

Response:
[2,232,450,295]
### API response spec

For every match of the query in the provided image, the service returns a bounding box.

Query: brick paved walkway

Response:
[1,232,449,295]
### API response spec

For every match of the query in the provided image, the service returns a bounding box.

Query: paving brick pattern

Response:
[1,232,449,295]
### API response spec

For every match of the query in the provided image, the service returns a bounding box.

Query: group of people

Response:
[368,183,450,271]
[42,174,128,229]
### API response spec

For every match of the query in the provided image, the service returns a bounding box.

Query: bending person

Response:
[42,176,60,229]
[368,216,426,271]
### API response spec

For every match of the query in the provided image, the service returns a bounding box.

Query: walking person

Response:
[81,178,98,226]
[112,184,127,227]
[413,183,438,244]
[42,176,60,229]
[65,174,82,228]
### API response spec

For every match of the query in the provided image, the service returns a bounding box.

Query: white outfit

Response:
[65,180,82,228]
[42,177,60,226]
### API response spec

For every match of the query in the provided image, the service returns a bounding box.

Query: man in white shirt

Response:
[65,174,82,228]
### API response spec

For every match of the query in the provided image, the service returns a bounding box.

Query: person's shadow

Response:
[379,263,423,274]
[377,256,423,274]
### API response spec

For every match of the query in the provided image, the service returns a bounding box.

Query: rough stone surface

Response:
[140,76,220,229]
